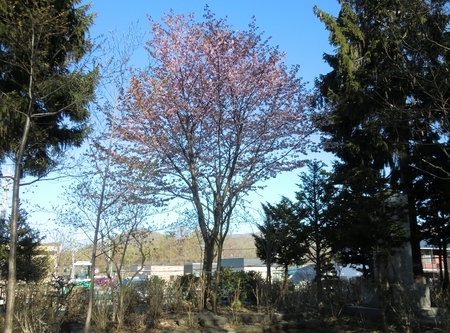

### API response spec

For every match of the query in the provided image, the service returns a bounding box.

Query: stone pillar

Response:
[383,194,430,310]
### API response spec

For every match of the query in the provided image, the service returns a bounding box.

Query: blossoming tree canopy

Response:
[120,10,314,200]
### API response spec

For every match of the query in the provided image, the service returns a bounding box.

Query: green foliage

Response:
[415,144,450,245]
[415,145,450,289]
[0,210,50,283]
[215,267,257,303]
[294,161,334,280]
[254,161,335,289]
[314,0,450,276]
[0,0,97,177]
[179,274,201,296]
[253,197,307,277]
[327,166,409,279]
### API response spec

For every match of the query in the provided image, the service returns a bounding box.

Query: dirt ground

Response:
[148,312,386,333]
[147,309,441,333]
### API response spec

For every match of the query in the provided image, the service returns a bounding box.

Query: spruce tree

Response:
[327,164,408,280]
[254,198,307,285]
[0,210,49,284]
[0,1,97,331]
[0,0,96,175]
[415,144,450,289]
[314,0,450,278]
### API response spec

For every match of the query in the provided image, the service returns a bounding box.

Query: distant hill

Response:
[222,233,257,259]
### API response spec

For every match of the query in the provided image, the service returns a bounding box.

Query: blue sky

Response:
[91,0,340,88]
[11,0,341,237]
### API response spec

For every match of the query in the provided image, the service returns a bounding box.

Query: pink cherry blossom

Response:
[118,9,315,309]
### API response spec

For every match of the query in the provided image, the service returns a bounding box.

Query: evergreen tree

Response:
[314,0,450,278]
[0,1,97,330]
[415,144,450,289]
[293,161,334,301]
[0,210,49,283]
[253,208,279,285]
[253,198,307,284]
[0,0,97,175]
[327,165,408,280]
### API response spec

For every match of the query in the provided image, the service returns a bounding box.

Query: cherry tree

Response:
[119,9,314,310]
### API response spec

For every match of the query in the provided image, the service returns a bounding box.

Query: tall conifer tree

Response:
[314,0,450,278]
[0,1,97,331]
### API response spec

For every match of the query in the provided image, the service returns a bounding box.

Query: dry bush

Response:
[126,312,147,332]
[13,283,65,333]
[135,276,166,327]
[111,284,140,329]
[179,274,206,313]
[163,278,184,314]
[384,283,421,333]
[285,281,318,312]
[251,274,265,311]
[249,277,366,319]
[428,287,450,333]
[62,286,89,322]
[91,300,110,332]
[256,281,284,315]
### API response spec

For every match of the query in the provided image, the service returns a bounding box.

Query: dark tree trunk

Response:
[202,237,215,309]
[442,241,449,291]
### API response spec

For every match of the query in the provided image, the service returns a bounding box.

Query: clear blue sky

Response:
[14,0,341,237]
[91,0,340,88]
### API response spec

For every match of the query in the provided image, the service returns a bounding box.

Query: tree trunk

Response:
[283,265,289,290]
[212,241,225,315]
[442,241,449,291]
[85,227,99,333]
[264,222,274,285]
[266,258,272,285]
[407,191,423,279]
[376,246,389,333]
[315,236,323,303]
[202,237,215,309]
[316,260,323,304]
[4,115,31,333]
[84,175,105,332]
[438,245,444,288]
[84,122,116,333]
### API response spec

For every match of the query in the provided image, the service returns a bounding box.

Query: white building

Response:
[184,258,284,280]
